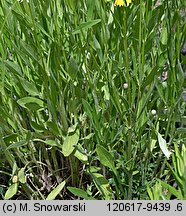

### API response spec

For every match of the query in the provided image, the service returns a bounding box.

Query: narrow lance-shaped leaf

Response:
[72,19,101,34]
[19,77,40,96]
[17,97,45,111]
[67,187,96,200]
[157,132,171,159]
[90,172,113,200]
[46,180,66,200]
[96,145,116,174]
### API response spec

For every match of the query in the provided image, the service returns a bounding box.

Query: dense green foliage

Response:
[0,0,186,200]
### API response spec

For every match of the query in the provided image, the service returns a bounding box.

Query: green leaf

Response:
[31,121,46,132]
[160,27,168,45]
[66,0,77,13]
[136,86,153,124]
[62,129,79,157]
[150,138,157,152]
[3,134,18,144]
[82,99,102,136]
[17,97,45,111]
[12,162,18,176]
[147,6,160,32]
[19,39,40,63]
[146,182,154,200]
[33,139,59,147]
[112,125,124,142]
[155,82,166,104]
[173,144,183,178]
[89,166,101,173]
[159,180,182,199]
[5,183,18,200]
[68,57,78,80]
[82,99,93,120]
[11,10,31,30]
[158,51,167,68]
[101,84,110,101]
[45,121,59,135]
[72,19,101,34]
[67,187,95,200]
[81,133,94,140]
[46,180,66,200]
[4,60,22,75]
[18,168,26,184]
[157,132,171,159]
[74,144,88,163]
[90,172,113,200]
[109,84,122,114]
[96,145,115,172]
[6,140,27,150]
[141,66,159,90]
[19,78,40,96]
[166,162,183,190]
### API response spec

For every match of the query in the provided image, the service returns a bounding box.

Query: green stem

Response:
[69,155,78,187]
[60,96,68,134]
[123,9,132,199]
